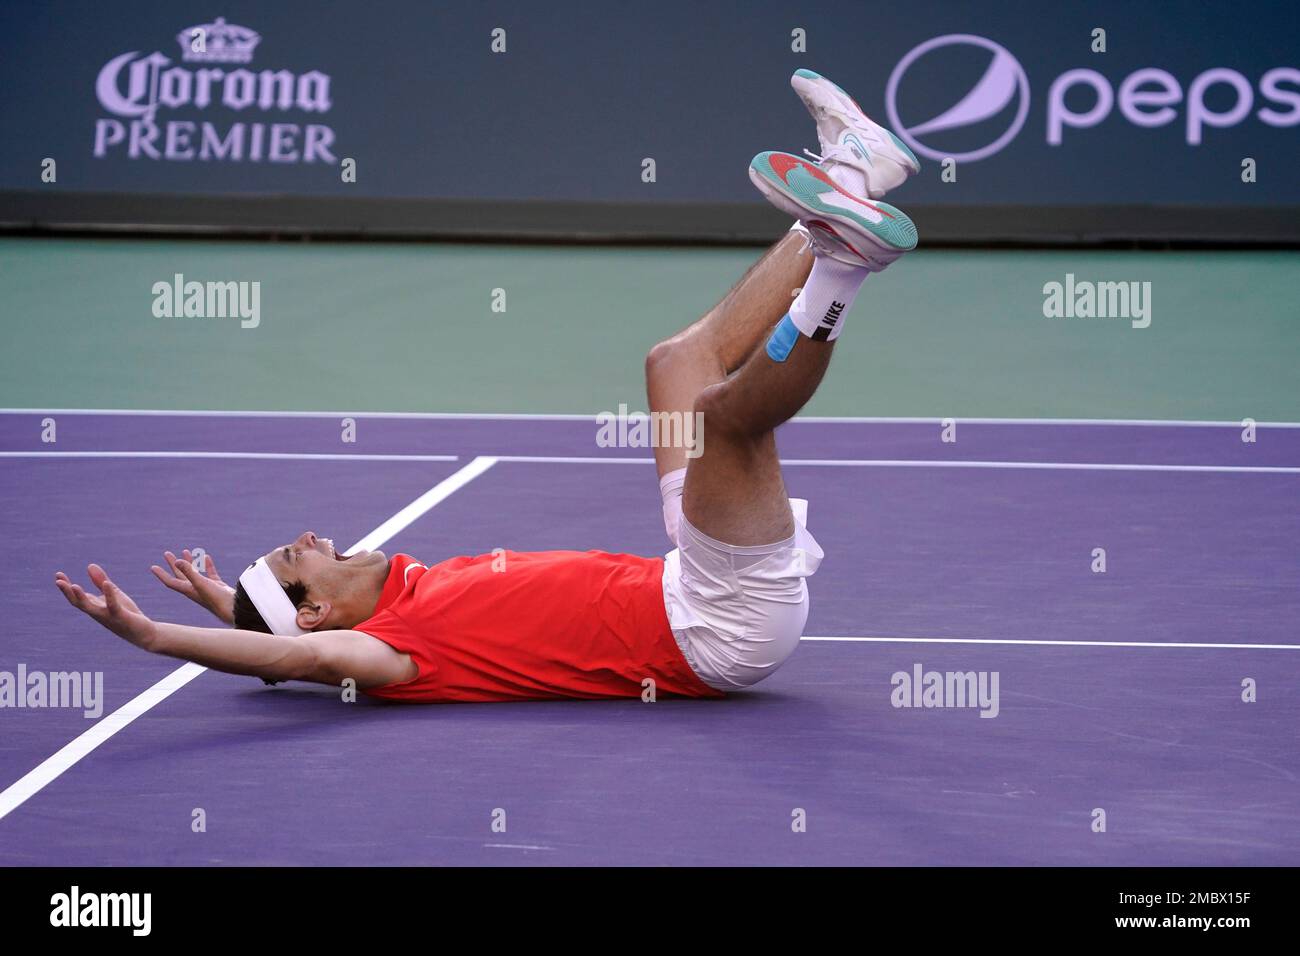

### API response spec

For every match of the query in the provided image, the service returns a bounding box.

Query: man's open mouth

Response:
[328,539,365,562]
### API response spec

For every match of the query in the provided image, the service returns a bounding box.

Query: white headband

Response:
[238,557,307,636]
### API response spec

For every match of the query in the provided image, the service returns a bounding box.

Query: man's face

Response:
[262,531,387,597]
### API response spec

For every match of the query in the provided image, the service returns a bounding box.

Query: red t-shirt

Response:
[357,551,724,703]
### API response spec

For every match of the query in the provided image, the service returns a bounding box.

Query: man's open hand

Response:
[56,564,158,649]
[150,549,236,625]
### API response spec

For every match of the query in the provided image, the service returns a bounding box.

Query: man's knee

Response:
[644,338,679,383]
[645,327,721,384]
[693,379,745,438]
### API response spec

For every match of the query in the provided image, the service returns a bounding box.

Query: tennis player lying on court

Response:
[55,70,920,703]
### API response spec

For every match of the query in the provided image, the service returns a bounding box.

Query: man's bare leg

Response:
[647,65,921,546]
[677,142,918,546]
[683,327,833,545]
[644,230,812,479]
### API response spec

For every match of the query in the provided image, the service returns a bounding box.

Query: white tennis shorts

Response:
[658,468,824,692]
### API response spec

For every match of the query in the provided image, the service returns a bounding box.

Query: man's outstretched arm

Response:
[56,564,416,688]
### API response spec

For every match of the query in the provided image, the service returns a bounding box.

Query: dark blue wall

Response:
[1,0,1296,207]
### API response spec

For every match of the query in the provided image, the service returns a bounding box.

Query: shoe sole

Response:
[749,151,918,258]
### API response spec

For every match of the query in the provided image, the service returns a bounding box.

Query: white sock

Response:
[788,254,869,342]
[659,467,686,546]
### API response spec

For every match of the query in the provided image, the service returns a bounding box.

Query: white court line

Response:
[349,455,496,553]
[777,458,1300,474]
[492,455,1300,474]
[4,451,1296,473]
[2,408,1298,428]
[0,663,208,823]
[0,451,459,462]
[792,417,1300,428]
[0,408,595,421]
[495,455,650,464]
[0,455,499,824]
[803,636,1299,650]
[484,843,556,851]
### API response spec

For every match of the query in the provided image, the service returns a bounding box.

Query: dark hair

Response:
[233,578,309,686]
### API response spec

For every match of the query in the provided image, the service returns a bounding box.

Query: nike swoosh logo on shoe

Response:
[770,154,893,219]
[843,134,874,166]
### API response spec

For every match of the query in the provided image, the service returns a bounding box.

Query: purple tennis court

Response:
[3,412,1297,866]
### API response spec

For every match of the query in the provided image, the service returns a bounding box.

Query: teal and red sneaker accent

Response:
[749,150,917,272]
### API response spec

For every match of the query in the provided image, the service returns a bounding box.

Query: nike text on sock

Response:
[788,254,869,341]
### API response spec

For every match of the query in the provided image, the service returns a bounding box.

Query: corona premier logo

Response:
[93,17,338,164]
